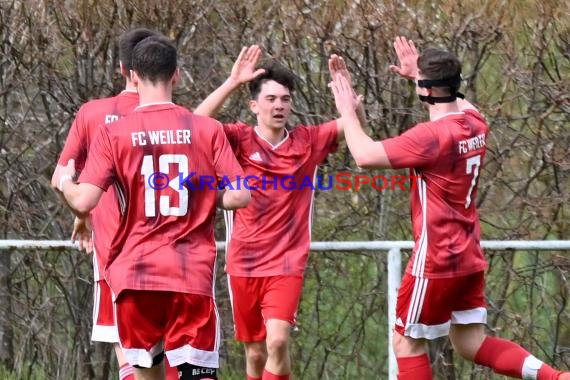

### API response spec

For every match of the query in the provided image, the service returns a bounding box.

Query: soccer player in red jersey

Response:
[194,46,362,380]
[53,36,250,380]
[50,27,177,380]
[329,36,569,380]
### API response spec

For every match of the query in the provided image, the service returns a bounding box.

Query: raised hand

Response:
[72,215,93,254]
[389,36,419,80]
[329,55,363,110]
[329,54,352,85]
[229,45,266,84]
[329,73,361,117]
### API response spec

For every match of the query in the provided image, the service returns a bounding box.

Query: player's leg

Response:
[115,290,169,380]
[449,272,568,379]
[164,293,220,380]
[260,275,303,380]
[228,275,267,379]
[393,272,465,380]
[450,323,567,379]
[91,278,136,380]
[244,341,268,380]
[264,319,292,379]
[133,360,165,380]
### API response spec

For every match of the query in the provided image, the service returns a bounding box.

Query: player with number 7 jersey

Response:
[331,36,570,380]
[381,109,489,279]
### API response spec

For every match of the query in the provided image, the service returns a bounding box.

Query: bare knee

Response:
[245,343,268,366]
[393,331,427,357]
[266,334,288,355]
[449,324,486,361]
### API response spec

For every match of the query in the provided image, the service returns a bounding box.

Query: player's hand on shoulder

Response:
[229,45,266,85]
[389,36,419,80]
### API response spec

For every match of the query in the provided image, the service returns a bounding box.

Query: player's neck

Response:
[428,101,461,121]
[256,124,286,146]
[124,79,137,92]
[137,83,173,107]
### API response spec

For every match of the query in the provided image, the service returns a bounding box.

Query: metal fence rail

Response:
[2,239,570,379]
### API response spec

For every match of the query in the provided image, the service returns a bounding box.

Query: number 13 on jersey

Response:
[141,154,189,217]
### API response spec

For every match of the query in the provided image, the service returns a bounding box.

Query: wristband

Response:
[58,175,73,192]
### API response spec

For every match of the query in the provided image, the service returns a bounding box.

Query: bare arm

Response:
[328,54,365,141]
[330,74,392,169]
[194,45,265,117]
[53,159,104,217]
[216,179,251,210]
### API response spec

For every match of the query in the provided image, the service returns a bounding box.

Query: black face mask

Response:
[416,75,465,104]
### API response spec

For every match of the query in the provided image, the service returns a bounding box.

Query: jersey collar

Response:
[254,126,289,150]
[135,102,175,111]
[431,111,464,122]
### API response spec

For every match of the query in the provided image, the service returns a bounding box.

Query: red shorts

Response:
[92,279,119,343]
[395,271,487,339]
[114,290,220,369]
[228,275,303,342]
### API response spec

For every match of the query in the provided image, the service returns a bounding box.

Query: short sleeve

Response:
[222,122,248,152]
[78,126,115,191]
[305,120,338,161]
[382,122,440,169]
[213,122,245,182]
[58,105,88,170]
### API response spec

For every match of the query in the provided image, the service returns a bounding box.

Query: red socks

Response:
[262,369,290,380]
[119,363,134,380]
[474,336,563,379]
[397,353,433,380]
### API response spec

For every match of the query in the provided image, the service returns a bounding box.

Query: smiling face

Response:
[249,80,292,130]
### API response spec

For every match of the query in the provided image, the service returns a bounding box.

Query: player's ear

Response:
[249,99,258,115]
[171,68,181,86]
[119,61,128,78]
[130,70,140,86]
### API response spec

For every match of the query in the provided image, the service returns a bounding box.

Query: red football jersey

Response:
[223,121,338,277]
[58,90,139,278]
[79,103,244,297]
[383,110,489,279]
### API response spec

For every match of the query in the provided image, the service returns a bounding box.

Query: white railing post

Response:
[387,247,402,380]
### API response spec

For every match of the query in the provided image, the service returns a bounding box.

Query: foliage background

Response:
[0,0,568,378]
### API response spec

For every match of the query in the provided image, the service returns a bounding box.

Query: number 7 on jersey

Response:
[465,154,481,209]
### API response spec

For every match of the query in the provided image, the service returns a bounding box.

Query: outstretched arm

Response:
[328,54,365,140]
[330,74,391,169]
[194,45,265,117]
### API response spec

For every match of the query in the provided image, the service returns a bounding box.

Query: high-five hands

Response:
[329,73,361,117]
[328,55,363,113]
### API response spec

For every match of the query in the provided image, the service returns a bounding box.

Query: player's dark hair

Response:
[119,28,159,72]
[132,36,177,84]
[248,60,296,99]
[417,48,462,95]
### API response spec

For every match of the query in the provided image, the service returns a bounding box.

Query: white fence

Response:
[2,239,570,379]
